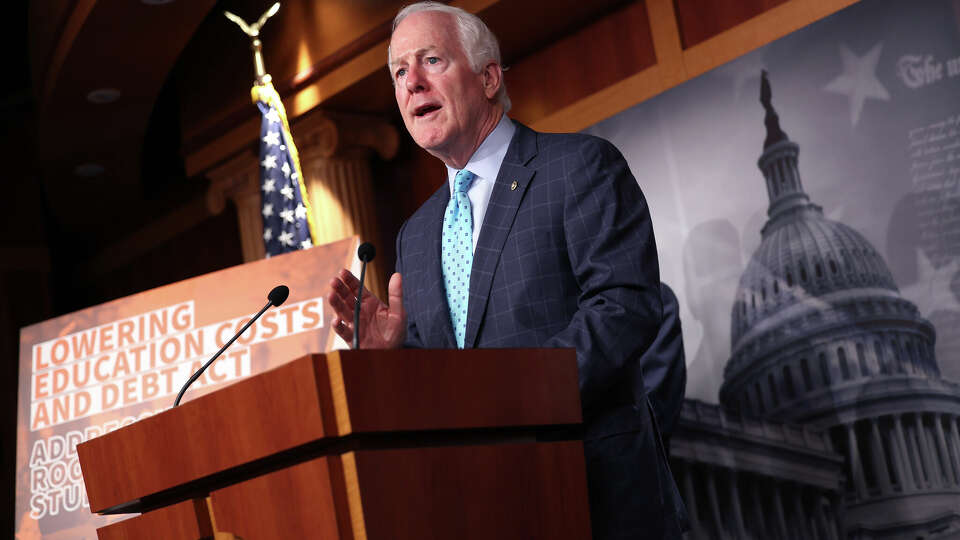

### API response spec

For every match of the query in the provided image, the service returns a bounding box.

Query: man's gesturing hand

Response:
[327,270,406,349]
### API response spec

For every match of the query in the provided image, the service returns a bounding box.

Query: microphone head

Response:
[357,242,376,262]
[268,285,290,306]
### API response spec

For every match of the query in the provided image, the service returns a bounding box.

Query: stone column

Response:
[949,416,960,486]
[728,471,747,538]
[934,414,956,485]
[206,152,265,262]
[926,420,945,485]
[680,462,706,538]
[813,496,832,540]
[906,421,928,488]
[772,481,789,540]
[206,111,399,300]
[793,487,812,540]
[705,468,727,539]
[845,422,868,499]
[295,111,399,300]
[893,414,916,491]
[915,413,939,487]
[750,480,768,539]
[869,418,892,493]
[825,494,846,540]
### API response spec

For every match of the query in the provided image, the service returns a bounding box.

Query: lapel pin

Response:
[510,180,519,191]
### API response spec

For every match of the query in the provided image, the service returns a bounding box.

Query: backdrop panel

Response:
[585,0,960,536]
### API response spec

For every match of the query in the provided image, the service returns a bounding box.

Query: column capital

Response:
[205,150,261,214]
[204,150,265,262]
[294,110,399,161]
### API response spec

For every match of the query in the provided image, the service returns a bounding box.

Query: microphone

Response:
[353,242,376,350]
[173,285,289,407]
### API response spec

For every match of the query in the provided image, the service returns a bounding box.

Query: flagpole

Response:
[224,2,320,254]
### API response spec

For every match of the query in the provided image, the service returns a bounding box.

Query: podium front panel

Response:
[95,498,213,540]
[209,441,592,540]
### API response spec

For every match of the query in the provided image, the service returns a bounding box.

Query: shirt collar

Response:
[446,114,516,193]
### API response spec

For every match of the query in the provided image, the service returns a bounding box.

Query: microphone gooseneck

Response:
[353,243,376,350]
[173,284,289,407]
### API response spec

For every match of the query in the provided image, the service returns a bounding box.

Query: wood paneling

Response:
[506,2,656,125]
[208,442,591,540]
[210,457,347,539]
[674,0,789,49]
[78,349,581,513]
[96,498,213,540]
[352,442,591,539]
[328,348,581,434]
[531,0,859,133]
[78,356,332,512]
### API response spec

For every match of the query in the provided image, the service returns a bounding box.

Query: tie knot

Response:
[454,169,476,194]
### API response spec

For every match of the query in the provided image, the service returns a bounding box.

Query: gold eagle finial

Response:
[223,2,281,84]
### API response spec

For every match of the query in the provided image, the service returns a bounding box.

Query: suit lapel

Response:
[423,187,458,348]
[464,124,538,348]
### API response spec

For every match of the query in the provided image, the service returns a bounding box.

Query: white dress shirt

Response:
[446,114,516,253]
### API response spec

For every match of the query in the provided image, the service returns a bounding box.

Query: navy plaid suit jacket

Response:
[395,122,687,538]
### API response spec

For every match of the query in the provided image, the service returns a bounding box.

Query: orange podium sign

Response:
[15,237,358,539]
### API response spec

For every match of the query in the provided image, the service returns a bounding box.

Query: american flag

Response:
[252,81,316,257]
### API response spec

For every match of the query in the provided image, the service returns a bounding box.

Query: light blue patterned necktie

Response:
[442,169,476,348]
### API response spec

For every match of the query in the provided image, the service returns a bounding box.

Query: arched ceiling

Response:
[31,0,217,243]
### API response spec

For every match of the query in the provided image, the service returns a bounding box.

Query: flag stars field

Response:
[262,131,280,146]
[255,80,315,257]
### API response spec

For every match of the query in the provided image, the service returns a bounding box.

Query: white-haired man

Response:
[328,3,688,538]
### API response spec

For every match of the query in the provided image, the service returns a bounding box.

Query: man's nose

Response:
[405,65,426,92]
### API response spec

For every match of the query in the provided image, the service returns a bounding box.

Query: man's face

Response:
[389,11,497,165]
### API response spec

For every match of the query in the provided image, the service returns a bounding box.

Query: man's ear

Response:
[481,62,502,100]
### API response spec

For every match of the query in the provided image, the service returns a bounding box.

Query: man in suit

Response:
[327,3,687,538]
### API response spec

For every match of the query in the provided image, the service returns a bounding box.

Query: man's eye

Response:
[396,68,407,78]
[426,57,440,65]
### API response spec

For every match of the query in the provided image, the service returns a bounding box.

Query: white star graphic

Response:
[280,185,294,200]
[300,239,313,250]
[823,43,890,127]
[900,253,960,317]
[261,155,277,170]
[262,179,275,193]
[262,203,274,218]
[294,203,308,219]
[263,131,281,146]
[281,161,291,178]
[263,227,273,241]
[265,108,281,124]
[291,171,299,180]
[279,208,295,223]
[278,230,294,247]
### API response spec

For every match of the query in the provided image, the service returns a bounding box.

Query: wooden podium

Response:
[77,349,592,539]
